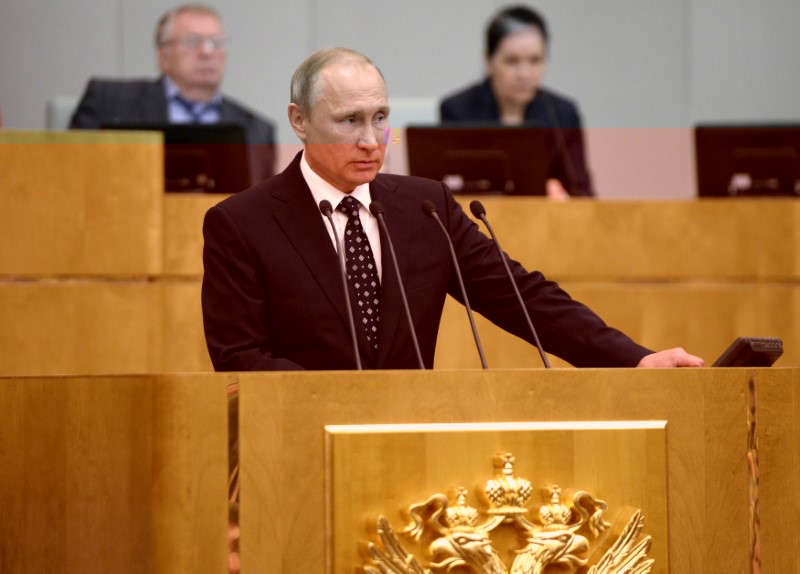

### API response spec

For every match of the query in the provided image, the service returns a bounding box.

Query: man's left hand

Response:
[637,347,705,368]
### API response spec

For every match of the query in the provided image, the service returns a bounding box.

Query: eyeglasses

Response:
[162,35,227,52]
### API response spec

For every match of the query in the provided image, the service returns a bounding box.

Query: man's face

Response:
[289,61,389,193]
[486,28,547,108]
[158,11,226,95]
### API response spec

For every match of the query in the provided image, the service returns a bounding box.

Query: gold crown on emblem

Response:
[538,484,573,530]
[483,452,533,515]
[363,451,653,574]
[444,487,480,531]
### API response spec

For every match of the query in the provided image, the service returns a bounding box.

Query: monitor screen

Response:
[695,124,800,197]
[406,124,548,195]
[102,123,253,194]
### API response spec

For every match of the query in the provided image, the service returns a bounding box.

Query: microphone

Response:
[420,199,488,369]
[469,200,550,368]
[319,199,362,370]
[369,201,425,369]
[543,92,579,195]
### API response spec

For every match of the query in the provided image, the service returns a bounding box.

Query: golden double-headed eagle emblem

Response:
[361,453,653,574]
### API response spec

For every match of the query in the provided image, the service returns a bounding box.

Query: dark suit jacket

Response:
[69,77,276,182]
[440,79,594,196]
[201,152,651,371]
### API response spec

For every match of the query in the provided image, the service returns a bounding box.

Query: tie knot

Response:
[173,94,219,122]
[338,196,361,219]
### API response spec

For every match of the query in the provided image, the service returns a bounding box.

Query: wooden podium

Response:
[238,367,800,574]
[0,368,797,573]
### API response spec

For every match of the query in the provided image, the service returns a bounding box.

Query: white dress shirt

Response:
[300,151,383,281]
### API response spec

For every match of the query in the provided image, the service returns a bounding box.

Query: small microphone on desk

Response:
[319,199,362,370]
[470,200,550,368]
[369,201,425,369]
[421,199,488,369]
[543,92,579,195]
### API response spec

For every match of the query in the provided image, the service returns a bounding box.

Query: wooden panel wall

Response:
[0,131,162,276]
[0,374,228,574]
[0,131,164,375]
[158,194,800,370]
[1,133,798,374]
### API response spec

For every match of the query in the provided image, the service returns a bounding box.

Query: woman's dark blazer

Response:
[440,79,594,196]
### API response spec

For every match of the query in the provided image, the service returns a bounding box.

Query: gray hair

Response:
[290,47,384,113]
[156,3,222,46]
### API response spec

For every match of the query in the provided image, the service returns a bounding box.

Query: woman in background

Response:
[440,5,594,198]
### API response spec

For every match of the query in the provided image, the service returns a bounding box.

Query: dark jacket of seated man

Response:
[70,77,276,184]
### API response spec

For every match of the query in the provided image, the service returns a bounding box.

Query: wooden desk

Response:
[161,195,800,370]
[1,132,798,374]
[0,131,164,374]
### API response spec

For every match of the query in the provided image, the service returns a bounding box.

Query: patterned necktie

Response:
[338,195,381,352]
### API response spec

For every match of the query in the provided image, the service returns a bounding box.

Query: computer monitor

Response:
[695,124,800,197]
[406,124,548,195]
[102,123,253,194]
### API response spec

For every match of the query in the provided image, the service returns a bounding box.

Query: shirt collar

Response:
[300,151,372,211]
[162,75,223,107]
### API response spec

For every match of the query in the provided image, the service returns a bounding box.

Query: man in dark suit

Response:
[70,3,275,182]
[201,47,704,371]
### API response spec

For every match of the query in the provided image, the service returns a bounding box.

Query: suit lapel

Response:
[220,99,244,123]
[271,155,377,367]
[370,175,414,366]
[143,79,169,122]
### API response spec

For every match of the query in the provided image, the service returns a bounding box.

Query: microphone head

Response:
[318,199,333,216]
[420,200,437,217]
[369,201,385,218]
[469,200,486,219]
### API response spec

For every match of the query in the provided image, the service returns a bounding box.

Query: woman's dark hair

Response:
[486,5,549,58]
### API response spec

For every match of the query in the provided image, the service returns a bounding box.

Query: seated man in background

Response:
[70,3,275,183]
[440,5,593,198]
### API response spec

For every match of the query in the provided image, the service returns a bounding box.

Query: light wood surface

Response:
[161,281,214,372]
[437,282,800,369]
[1,133,798,374]
[0,282,162,375]
[161,194,800,280]
[0,131,165,375]
[0,369,796,573]
[239,368,800,573]
[468,197,800,280]
[757,368,800,571]
[0,373,228,574]
[0,130,162,276]
[162,193,222,278]
[150,374,230,573]
[158,194,800,369]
